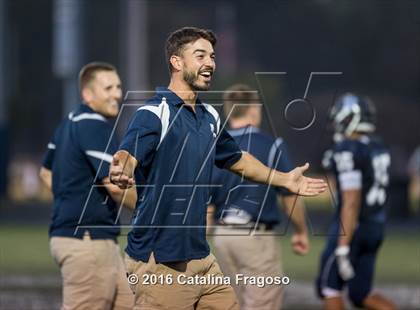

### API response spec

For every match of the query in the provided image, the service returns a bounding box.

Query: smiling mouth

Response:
[199,71,213,79]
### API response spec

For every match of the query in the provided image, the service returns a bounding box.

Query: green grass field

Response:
[0,225,418,285]
[278,232,420,284]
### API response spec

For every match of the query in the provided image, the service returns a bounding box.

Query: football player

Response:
[316,93,397,310]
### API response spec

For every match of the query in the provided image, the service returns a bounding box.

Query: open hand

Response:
[285,163,327,196]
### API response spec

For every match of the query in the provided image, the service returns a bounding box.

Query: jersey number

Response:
[366,153,390,206]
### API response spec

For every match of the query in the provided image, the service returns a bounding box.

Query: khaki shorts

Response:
[125,252,239,310]
[212,226,284,310]
[50,233,134,310]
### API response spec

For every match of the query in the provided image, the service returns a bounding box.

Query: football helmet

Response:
[329,93,376,136]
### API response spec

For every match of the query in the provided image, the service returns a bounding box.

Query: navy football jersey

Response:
[323,135,391,223]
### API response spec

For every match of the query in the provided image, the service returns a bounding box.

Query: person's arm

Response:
[40,128,59,191]
[333,189,361,281]
[102,176,137,210]
[206,204,215,235]
[39,167,52,191]
[282,195,309,255]
[338,189,362,247]
[332,146,364,280]
[76,121,138,209]
[228,151,327,196]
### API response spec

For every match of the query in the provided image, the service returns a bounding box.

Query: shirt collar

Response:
[79,103,95,113]
[70,103,108,121]
[155,87,202,107]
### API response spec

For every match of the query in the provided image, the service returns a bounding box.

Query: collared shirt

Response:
[120,87,242,263]
[210,126,294,225]
[42,104,120,240]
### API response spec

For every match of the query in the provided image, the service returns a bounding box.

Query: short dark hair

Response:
[78,62,117,91]
[165,27,217,73]
[223,84,260,119]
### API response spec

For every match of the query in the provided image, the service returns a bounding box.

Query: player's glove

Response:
[335,245,354,281]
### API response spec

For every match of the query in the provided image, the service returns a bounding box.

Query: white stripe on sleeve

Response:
[338,170,362,190]
[203,103,221,134]
[137,97,170,148]
[85,150,113,164]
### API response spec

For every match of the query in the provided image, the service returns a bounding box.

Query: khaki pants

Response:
[50,233,134,310]
[125,252,239,310]
[212,226,284,310]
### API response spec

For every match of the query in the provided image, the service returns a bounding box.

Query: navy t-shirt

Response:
[120,87,242,263]
[42,104,120,240]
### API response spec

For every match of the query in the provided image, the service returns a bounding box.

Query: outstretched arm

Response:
[228,152,327,196]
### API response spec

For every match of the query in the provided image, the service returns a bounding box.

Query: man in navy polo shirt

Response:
[110,27,326,309]
[209,83,310,310]
[40,62,136,310]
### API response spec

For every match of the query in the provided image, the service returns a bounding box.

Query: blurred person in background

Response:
[39,62,136,310]
[316,93,397,310]
[407,146,420,212]
[208,83,310,310]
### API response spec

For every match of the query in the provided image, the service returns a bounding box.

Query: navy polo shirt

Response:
[120,87,242,263]
[210,126,295,225]
[42,104,120,240]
